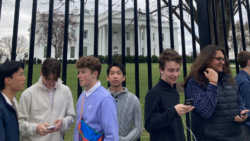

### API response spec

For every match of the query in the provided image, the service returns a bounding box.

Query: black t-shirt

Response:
[144,79,186,141]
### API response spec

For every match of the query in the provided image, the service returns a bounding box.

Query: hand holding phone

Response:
[184,99,194,106]
[175,103,194,116]
[36,123,53,136]
[235,110,249,122]
[239,111,249,117]
[46,126,55,130]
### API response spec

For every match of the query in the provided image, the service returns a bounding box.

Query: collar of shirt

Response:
[107,87,127,97]
[240,70,250,81]
[1,92,12,106]
[158,78,174,90]
[42,82,57,92]
[84,81,101,97]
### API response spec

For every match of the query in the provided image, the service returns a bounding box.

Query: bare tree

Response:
[35,9,77,59]
[228,21,250,52]
[84,0,247,49]
[1,0,14,11]
[38,0,83,10]
[138,0,248,49]
[34,0,249,50]
[0,35,29,58]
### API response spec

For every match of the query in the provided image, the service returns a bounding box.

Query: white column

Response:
[98,27,102,55]
[102,25,106,56]
[138,25,141,55]
[151,27,154,55]
[143,28,147,56]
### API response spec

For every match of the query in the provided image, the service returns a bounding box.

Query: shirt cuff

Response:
[61,118,66,127]
[171,106,179,118]
[32,123,39,135]
[207,83,218,92]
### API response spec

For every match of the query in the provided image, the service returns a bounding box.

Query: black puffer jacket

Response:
[191,73,243,141]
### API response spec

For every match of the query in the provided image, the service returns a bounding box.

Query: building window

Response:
[44,46,47,58]
[84,30,88,39]
[70,46,75,58]
[113,46,118,49]
[162,33,164,41]
[126,47,130,55]
[126,32,130,40]
[71,30,76,38]
[153,48,155,55]
[84,10,89,13]
[142,33,144,40]
[114,51,118,55]
[153,33,155,41]
[83,46,87,56]
[113,31,118,39]
[142,48,144,56]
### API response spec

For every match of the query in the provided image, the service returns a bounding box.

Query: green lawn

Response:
[15,63,238,141]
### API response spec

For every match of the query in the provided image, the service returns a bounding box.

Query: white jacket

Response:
[18,76,76,141]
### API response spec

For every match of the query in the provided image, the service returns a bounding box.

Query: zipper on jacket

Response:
[221,78,233,131]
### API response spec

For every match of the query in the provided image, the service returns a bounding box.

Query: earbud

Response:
[161,71,163,74]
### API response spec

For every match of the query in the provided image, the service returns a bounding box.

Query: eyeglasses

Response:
[213,57,227,63]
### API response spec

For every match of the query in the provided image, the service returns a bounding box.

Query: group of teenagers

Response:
[1,44,250,141]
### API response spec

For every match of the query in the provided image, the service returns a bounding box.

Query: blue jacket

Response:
[0,92,20,141]
[235,70,250,128]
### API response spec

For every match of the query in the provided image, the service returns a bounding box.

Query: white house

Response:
[229,45,250,60]
[33,8,179,61]
[0,53,7,64]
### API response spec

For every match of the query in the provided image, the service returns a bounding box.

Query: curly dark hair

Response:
[158,48,182,70]
[76,56,102,79]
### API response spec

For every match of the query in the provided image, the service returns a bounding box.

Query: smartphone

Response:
[184,99,194,106]
[241,113,247,116]
[46,126,55,130]
[240,112,248,116]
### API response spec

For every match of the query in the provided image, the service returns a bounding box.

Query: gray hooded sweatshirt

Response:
[108,87,143,141]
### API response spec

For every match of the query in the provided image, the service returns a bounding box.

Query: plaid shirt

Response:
[185,78,246,119]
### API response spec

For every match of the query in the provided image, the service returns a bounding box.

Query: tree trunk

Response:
[208,0,237,50]
[55,46,58,59]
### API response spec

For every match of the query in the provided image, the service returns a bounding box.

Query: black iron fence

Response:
[1,0,250,141]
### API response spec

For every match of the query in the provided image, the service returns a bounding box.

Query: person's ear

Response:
[123,76,126,81]
[159,68,162,74]
[93,71,98,79]
[4,77,11,85]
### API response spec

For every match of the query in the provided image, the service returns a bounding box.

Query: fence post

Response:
[27,0,38,88]
[197,0,211,50]
[11,0,21,61]
[0,0,2,21]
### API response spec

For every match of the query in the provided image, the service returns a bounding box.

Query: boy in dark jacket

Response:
[0,61,26,141]
[144,49,194,141]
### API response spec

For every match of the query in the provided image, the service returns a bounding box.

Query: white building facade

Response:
[34,8,179,61]
[229,46,250,60]
[0,54,7,64]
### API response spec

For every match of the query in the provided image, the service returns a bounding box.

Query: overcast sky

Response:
[2,0,230,56]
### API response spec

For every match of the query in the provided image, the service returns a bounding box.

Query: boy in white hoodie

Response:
[18,58,76,141]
